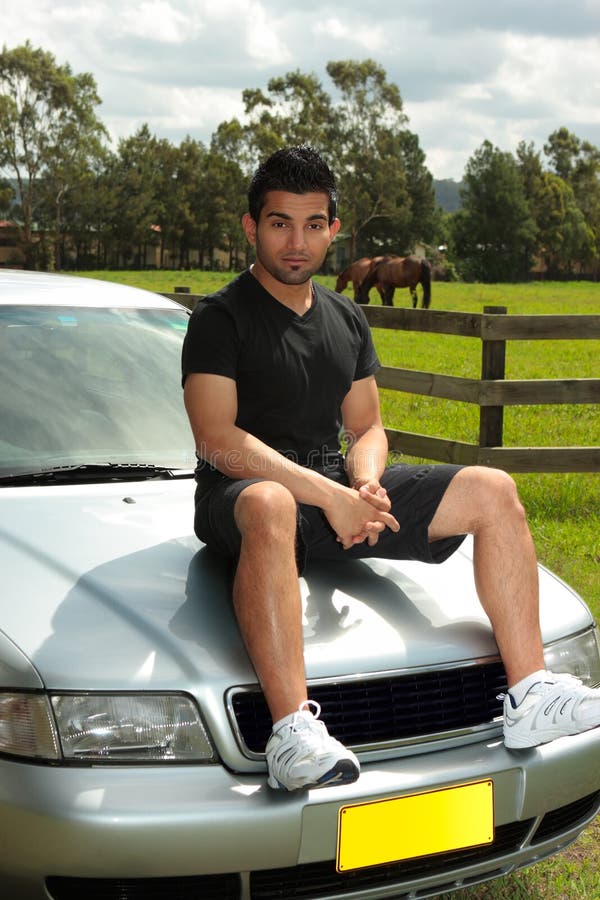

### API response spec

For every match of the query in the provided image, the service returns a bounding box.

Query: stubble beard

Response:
[267,263,314,286]
[255,239,326,287]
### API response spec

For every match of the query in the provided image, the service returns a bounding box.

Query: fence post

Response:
[479,306,507,448]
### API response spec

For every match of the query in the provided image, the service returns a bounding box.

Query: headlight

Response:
[544,627,600,687]
[51,693,216,762]
[0,692,61,760]
[0,692,216,763]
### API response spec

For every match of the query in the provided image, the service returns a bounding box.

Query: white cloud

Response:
[50,2,106,28]
[100,81,246,145]
[149,84,244,130]
[117,1,200,44]
[3,0,600,179]
[313,17,386,53]
[458,84,494,103]
[314,17,348,40]
[497,33,600,121]
[244,2,291,66]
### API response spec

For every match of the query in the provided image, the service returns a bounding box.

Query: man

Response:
[182,145,600,792]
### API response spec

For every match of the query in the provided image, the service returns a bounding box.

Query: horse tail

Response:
[420,259,432,308]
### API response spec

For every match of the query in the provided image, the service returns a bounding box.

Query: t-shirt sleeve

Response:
[353,303,380,381]
[181,300,239,387]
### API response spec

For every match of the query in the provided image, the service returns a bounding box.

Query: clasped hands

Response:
[326,479,400,550]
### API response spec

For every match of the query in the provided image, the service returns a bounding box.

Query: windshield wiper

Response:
[0,463,194,485]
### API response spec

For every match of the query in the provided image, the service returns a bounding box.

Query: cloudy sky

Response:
[3,0,600,180]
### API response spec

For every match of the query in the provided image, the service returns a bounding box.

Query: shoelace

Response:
[275,700,339,758]
[293,699,321,724]
[497,672,584,704]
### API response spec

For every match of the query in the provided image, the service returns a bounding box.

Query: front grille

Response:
[231,661,507,754]
[250,819,531,899]
[46,874,240,900]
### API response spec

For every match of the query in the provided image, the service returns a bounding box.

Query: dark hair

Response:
[248,145,338,224]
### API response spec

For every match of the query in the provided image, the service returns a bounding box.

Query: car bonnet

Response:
[0,479,590,695]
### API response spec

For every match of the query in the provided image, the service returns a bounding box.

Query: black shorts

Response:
[193,458,466,573]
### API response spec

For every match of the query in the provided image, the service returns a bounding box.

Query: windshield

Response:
[0,305,194,476]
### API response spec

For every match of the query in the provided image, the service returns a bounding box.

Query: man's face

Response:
[242,190,340,286]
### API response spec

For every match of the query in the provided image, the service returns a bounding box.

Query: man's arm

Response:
[341,375,389,489]
[340,375,398,546]
[183,372,398,548]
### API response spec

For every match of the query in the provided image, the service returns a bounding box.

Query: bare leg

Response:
[233,481,307,723]
[428,467,544,687]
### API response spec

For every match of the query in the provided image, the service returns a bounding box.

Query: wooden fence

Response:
[167,291,600,474]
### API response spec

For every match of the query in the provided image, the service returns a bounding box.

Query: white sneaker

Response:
[266,700,360,791]
[503,672,600,749]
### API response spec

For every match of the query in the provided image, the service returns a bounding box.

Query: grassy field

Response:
[79,270,600,899]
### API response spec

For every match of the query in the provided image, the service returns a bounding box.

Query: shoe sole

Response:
[504,721,600,749]
[268,759,360,791]
[505,733,555,749]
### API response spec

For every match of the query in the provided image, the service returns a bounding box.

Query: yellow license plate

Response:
[337,780,494,872]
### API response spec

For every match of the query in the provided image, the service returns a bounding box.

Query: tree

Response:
[147,137,189,269]
[362,129,438,255]
[0,41,106,268]
[103,125,169,268]
[516,141,544,204]
[58,164,111,268]
[0,176,13,215]
[214,60,436,263]
[213,69,335,174]
[325,60,411,260]
[167,137,207,270]
[245,70,335,161]
[451,141,537,281]
[543,128,583,182]
[515,140,544,267]
[516,138,595,275]
[535,172,594,274]
[544,128,600,272]
[198,150,246,269]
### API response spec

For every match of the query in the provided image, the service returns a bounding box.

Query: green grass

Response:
[77,269,600,899]
[78,268,234,296]
[439,816,600,899]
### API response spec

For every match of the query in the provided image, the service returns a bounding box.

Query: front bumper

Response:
[1,727,600,899]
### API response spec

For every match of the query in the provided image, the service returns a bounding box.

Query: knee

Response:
[461,466,526,526]
[234,481,297,538]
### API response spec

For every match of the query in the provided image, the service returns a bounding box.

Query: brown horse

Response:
[359,255,432,308]
[335,257,386,302]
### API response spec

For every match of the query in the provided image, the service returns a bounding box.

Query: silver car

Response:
[1,269,599,900]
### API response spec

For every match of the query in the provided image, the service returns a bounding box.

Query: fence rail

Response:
[168,291,600,474]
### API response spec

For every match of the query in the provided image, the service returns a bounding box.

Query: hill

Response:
[434,178,463,212]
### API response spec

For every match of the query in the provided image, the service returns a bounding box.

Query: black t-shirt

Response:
[181,270,380,464]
